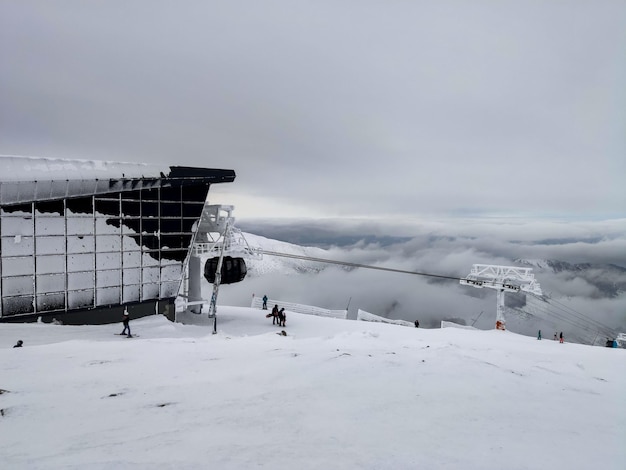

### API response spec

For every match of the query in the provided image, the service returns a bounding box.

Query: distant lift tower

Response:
[460,264,542,330]
[185,205,259,333]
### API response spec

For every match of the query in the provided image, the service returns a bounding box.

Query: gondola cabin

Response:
[204,256,247,285]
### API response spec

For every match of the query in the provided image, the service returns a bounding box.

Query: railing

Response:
[251,295,347,319]
[356,309,415,327]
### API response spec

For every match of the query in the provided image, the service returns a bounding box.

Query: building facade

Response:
[0,156,235,324]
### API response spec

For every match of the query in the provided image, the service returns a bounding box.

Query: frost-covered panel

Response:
[96,286,120,305]
[68,290,94,309]
[123,251,141,268]
[96,253,121,270]
[67,235,95,253]
[68,253,94,272]
[35,218,65,235]
[68,272,94,291]
[142,253,159,267]
[123,284,140,303]
[36,255,65,274]
[35,236,65,255]
[143,267,159,283]
[3,276,34,295]
[96,270,120,288]
[37,274,65,293]
[2,256,34,276]
[1,158,227,319]
[161,281,180,298]
[94,216,120,234]
[122,235,140,251]
[122,223,141,234]
[1,236,34,256]
[142,283,159,299]
[37,293,65,311]
[2,295,34,315]
[1,216,33,236]
[161,264,182,282]
[123,268,141,284]
[96,235,120,252]
[67,217,93,235]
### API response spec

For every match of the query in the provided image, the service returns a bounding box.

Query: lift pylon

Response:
[181,205,259,333]
[460,264,542,330]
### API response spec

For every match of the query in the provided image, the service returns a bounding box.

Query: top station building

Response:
[0,156,236,324]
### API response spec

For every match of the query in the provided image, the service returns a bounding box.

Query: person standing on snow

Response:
[537,330,542,340]
[559,332,564,343]
[277,308,286,327]
[271,305,279,325]
[121,308,131,337]
[262,295,268,310]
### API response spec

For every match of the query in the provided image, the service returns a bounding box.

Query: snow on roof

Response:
[0,155,236,206]
[0,155,169,182]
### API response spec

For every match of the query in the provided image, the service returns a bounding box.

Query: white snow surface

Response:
[1,307,624,470]
[0,155,169,182]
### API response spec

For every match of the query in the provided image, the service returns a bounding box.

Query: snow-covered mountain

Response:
[239,232,330,276]
[516,258,626,298]
[224,233,626,344]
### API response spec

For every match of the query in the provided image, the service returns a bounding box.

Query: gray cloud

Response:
[1,1,625,219]
[215,217,626,344]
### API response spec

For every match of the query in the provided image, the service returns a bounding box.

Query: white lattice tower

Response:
[460,264,542,330]
[183,204,259,319]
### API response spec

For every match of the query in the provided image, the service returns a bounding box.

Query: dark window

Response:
[95,199,120,216]
[182,183,209,202]
[66,197,93,215]
[36,200,64,215]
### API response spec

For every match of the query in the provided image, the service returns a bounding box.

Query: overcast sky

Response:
[1,1,625,220]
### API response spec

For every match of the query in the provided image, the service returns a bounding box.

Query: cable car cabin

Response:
[204,256,247,285]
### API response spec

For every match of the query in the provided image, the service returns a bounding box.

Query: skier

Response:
[13,340,23,348]
[537,330,542,340]
[262,295,268,310]
[559,332,564,343]
[121,308,132,337]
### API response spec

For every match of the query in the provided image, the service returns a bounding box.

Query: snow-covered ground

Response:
[1,307,624,469]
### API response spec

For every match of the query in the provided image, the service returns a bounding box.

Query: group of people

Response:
[262,295,286,327]
[269,304,286,327]
[539,330,564,343]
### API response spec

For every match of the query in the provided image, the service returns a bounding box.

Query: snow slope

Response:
[1,307,624,469]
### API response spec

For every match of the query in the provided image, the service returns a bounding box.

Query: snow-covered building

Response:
[0,156,236,324]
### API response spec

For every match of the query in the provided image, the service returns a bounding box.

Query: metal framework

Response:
[460,264,542,330]
[0,156,236,324]
[182,205,259,332]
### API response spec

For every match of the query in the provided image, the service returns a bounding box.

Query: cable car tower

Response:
[184,205,259,333]
[460,264,542,330]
